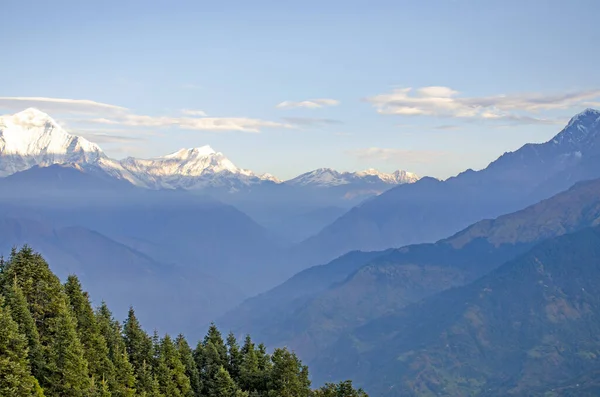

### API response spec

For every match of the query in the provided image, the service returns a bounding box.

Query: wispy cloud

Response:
[79,133,150,144]
[0,96,291,133]
[181,109,208,117]
[0,97,127,115]
[347,147,448,164]
[366,86,600,125]
[87,114,291,133]
[282,117,342,126]
[276,98,340,109]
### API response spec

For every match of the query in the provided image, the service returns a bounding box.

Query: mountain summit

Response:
[286,167,419,187]
[0,108,105,176]
[118,145,280,190]
[0,109,279,190]
[0,109,418,193]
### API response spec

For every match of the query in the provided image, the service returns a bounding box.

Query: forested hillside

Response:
[0,246,366,397]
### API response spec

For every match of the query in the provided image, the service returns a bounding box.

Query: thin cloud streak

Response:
[276,98,340,109]
[87,114,291,133]
[0,97,127,115]
[0,96,291,133]
[366,86,600,125]
[181,109,208,117]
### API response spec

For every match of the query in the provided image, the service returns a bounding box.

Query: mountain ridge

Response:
[291,107,600,267]
[0,108,419,192]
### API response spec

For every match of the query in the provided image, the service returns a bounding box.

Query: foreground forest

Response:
[0,246,367,397]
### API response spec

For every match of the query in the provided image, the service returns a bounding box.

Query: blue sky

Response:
[2,0,600,180]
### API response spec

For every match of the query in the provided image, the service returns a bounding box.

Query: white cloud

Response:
[276,98,340,109]
[181,109,208,117]
[347,147,448,164]
[87,114,291,133]
[0,96,290,133]
[0,97,127,115]
[366,87,600,124]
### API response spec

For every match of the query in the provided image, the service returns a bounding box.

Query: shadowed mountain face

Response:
[312,226,600,396]
[220,176,600,365]
[0,165,288,295]
[0,217,244,337]
[293,109,600,268]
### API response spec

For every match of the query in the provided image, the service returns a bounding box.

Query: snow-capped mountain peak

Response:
[163,145,217,160]
[552,108,600,148]
[286,167,419,187]
[0,108,104,176]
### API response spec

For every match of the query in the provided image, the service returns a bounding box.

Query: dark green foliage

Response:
[3,277,45,379]
[313,381,368,397]
[226,332,242,383]
[0,295,44,396]
[175,334,201,397]
[209,365,240,397]
[123,307,155,394]
[95,302,136,397]
[267,348,311,397]
[155,334,191,397]
[0,246,91,396]
[64,275,115,394]
[0,246,364,396]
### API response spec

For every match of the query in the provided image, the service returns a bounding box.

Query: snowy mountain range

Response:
[0,108,419,191]
[285,167,419,187]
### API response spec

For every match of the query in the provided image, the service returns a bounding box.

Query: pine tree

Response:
[96,302,136,397]
[312,380,369,397]
[209,365,238,397]
[123,307,154,394]
[267,348,311,397]
[65,275,115,394]
[175,334,201,397]
[0,246,91,395]
[200,324,230,395]
[3,277,45,379]
[239,337,260,393]
[204,323,228,365]
[0,295,44,396]
[155,334,192,397]
[44,296,93,396]
[226,332,242,383]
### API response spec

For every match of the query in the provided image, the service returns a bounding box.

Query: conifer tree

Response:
[226,332,242,383]
[44,296,92,396]
[65,275,115,393]
[313,380,369,397]
[3,277,45,379]
[239,337,261,393]
[267,348,311,397]
[1,246,91,395]
[155,334,191,397]
[96,302,136,397]
[175,334,201,397]
[123,307,154,394]
[0,295,44,397]
[204,323,228,365]
[209,365,239,397]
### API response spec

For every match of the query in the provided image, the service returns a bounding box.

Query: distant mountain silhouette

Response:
[222,175,600,366]
[292,109,600,268]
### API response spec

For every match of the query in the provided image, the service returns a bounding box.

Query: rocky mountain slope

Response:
[312,225,600,395]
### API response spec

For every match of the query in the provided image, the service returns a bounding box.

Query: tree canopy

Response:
[0,246,367,397]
